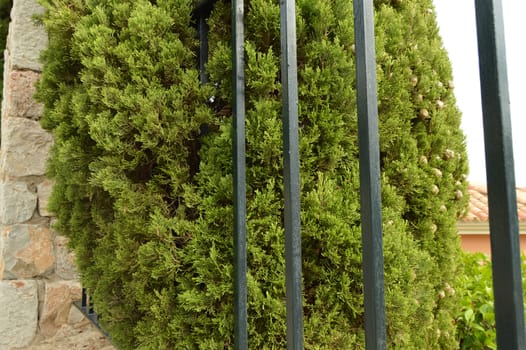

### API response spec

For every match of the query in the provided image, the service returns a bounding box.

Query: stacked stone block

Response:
[0,1,83,348]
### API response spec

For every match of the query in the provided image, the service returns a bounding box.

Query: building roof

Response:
[464,184,526,222]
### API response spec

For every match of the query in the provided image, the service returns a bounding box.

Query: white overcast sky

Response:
[433,1,526,186]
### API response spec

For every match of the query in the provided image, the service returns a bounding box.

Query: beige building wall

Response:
[458,222,526,255]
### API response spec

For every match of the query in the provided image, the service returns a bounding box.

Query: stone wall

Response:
[0,1,85,348]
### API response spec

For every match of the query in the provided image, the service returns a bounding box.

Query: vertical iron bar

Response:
[474,1,526,349]
[81,288,88,311]
[279,0,304,348]
[198,15,209,85]
[353,0,386,349]
[88,294,94,315]
[232,0,248,347]
[197,9,211,137]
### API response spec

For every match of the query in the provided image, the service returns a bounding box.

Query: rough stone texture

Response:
[37,179,53,217]
[6,0,47,71]
[14,321,115,350]
[67,305,85,325]
[0,280,38,349]
[54,235,78,280]
[1,224,54,279]
[0,232,5,279]
[3,70,44,119]
[38,280,82,337]
[0,117,53,177]
[2,50,9,116]
[0,182,37,225]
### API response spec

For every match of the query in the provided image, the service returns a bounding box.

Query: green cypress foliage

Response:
[37,0,213,347]
[36,0,468,348]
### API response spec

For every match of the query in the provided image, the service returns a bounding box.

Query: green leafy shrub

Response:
[455,253,526,349]
[36,0,468,348]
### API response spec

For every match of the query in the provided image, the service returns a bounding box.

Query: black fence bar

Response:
[279,0,304,348]
[353,0,387,349]
[474,1,526,349]
[194,0,216,81]
[81,286,88,309]
[74,288,109,338]
[231,0,248,347]
[198,15,209,85]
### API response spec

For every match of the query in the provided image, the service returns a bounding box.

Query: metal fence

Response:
[79,0,525,349]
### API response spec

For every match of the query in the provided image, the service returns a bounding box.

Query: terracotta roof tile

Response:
[463,185,526,222]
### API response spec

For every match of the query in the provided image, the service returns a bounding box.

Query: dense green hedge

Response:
[455,253,526,349]
[36,0,469,348]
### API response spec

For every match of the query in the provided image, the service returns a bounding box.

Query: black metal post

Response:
[198,15,209,85]
[353,0,387,349]
[474,1,526,349]
[279,0,304,348]
[81,288,88,312]
[232,0,248,347]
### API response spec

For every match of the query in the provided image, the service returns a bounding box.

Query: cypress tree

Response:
[36,0,468,348]
[37,0,213,347]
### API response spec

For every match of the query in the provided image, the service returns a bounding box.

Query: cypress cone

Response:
[36,0,468,348]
